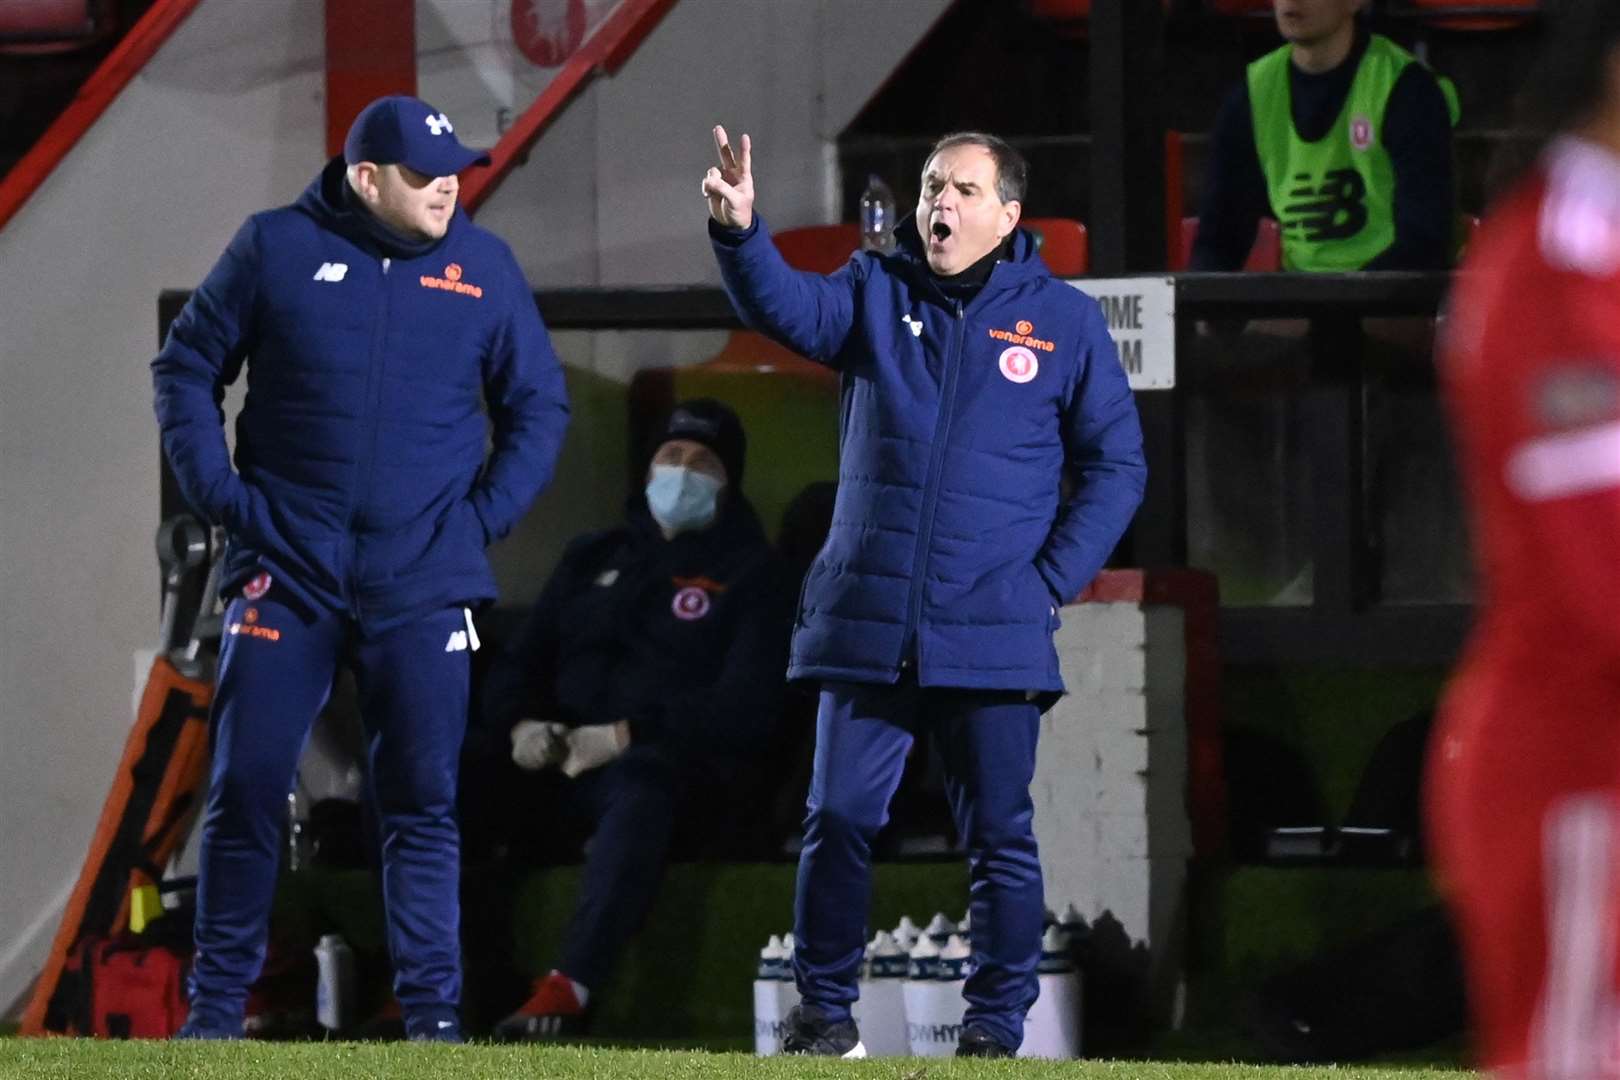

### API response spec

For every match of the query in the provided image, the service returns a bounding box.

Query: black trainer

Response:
[957,1025,1016,1058]
[781,1004,867,1058]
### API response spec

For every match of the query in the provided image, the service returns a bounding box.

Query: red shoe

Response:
[493,971,588,1041]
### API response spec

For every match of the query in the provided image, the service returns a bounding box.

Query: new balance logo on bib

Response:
[312,262,348,282]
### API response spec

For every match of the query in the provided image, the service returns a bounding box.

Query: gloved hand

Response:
[510,719,568,771]
[560,720,631,779]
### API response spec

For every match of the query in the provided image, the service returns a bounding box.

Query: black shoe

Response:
[174,1007,244,1041]
[957,1025,1016,1058]
[405,1015,464,1043]
[781,1004,867,1058]
[173,1018,243,1040]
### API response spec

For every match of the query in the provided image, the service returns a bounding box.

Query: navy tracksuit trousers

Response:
[552,746,684,991]
[792,680,1044,1051]
[188,590,471,1036]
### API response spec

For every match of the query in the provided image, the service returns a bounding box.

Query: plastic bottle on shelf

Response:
[859,174,897,253]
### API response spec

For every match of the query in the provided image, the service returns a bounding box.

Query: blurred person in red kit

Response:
[1428,3,1620,1077]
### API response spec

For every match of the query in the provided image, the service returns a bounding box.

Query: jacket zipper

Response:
[900,300,966,675]
[345,255,392,619]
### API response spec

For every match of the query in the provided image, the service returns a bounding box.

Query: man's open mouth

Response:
[931,221,952,242]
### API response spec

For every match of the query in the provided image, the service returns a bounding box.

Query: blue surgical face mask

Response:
[645,464,723,535]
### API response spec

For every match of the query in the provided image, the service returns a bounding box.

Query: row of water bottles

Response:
[753,906,1084,1058]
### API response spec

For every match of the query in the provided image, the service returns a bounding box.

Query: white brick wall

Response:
[1033,602,1192,1010]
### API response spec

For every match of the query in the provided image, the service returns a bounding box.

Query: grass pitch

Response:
[0,1040,1479,1080]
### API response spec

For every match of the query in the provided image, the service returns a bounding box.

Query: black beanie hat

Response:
[657,398,746,487]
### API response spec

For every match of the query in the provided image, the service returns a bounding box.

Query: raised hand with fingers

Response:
[702,124,754,230]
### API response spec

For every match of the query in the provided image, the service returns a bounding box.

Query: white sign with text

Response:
[1066,277,1176,391]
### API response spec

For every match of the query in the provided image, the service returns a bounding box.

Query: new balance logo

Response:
[1283,168,1368,243]
[312,262,348,282]
[425,113,453,136]
[446,608,481,653]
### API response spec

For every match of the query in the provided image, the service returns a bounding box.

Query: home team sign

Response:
[1067,277,1176,391]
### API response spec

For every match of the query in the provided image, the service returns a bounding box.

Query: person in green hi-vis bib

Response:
[1192,0,1459,272]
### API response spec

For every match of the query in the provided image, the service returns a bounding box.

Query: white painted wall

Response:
[0,0,948,1017]
[467,0,944,286]
[0,0,326,1016]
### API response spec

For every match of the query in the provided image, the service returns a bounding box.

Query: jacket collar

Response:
[889,212,1047,308]
[295,156,464,259]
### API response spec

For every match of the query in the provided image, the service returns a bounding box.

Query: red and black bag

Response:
[19,656,211,1036]
[57,934,190,1039]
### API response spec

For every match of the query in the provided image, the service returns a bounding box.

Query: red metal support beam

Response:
[325,0,417,158]
[0,0,204,233]
[461,0,678,213]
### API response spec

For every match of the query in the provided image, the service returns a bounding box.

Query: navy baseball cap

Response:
[343,95,491,178]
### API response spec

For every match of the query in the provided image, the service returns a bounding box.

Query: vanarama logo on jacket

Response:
[420,261,483,298]
[986,319,1056,351]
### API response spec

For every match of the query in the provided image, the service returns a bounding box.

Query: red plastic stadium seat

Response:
[1027,0,1169,37]
[0,0,106,53]
[1403,0,1537,31]
[772,224,860,275]
[1031,0,1089,16]
[1175,216,1281,272]
[1022,217,1089,276]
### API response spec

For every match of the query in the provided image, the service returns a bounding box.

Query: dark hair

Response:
[924,132,1028,205]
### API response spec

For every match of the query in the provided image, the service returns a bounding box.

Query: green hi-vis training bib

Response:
[1248,34,1459,272]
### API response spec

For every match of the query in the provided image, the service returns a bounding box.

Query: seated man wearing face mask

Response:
[481,398,793,1040]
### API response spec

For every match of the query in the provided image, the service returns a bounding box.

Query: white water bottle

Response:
[314,933,356,1032]
[860,174,896,253]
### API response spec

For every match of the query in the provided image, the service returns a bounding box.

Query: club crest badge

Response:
[671,586,711,621]
[1351,114,1374,151]
[998,345,1039,384]
[242,572,272,600]
[513,0,586,67]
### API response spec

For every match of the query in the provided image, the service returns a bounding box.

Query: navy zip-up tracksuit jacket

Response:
[153,158,570,629]
[711,215,1145,693]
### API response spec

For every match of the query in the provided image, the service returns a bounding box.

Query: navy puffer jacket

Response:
[153,159,570,631]
[712,215,1145,692]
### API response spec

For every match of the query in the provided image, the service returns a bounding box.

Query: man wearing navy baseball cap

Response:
[343,94,493,242]
[153,94,570,1041]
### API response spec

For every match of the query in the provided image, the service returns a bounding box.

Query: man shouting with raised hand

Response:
[703,125,1145,1058]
